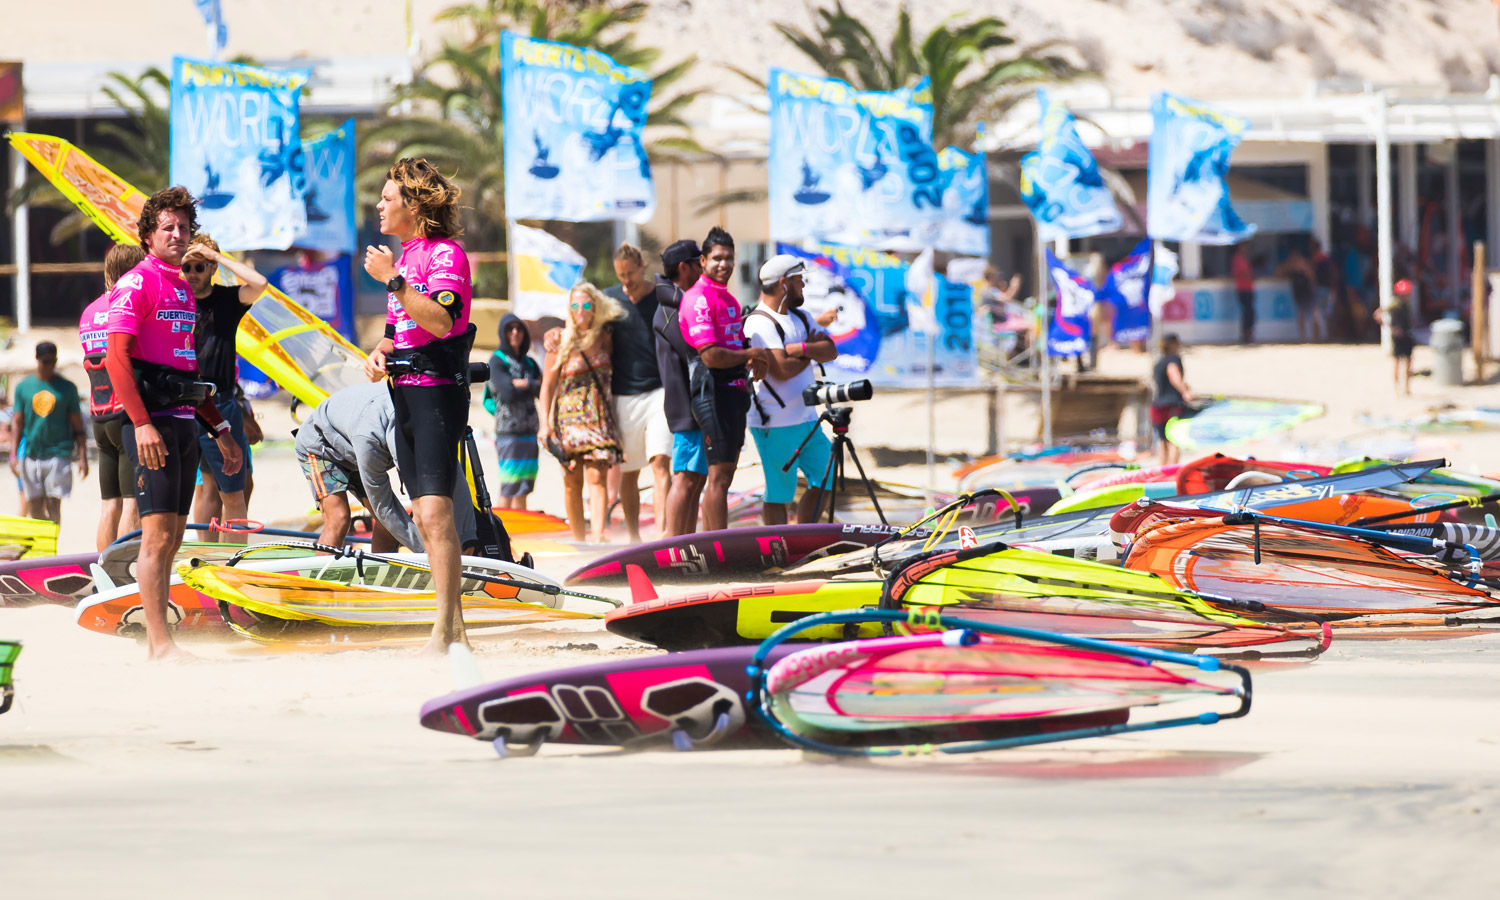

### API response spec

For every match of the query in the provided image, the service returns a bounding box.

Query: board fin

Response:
[626,564,657,604]
[448,642,484,689]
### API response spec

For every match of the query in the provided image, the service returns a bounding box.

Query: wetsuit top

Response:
[79,291,121,418]
[678,274,748,390]
[106,255,197,418]
[652,279,698,433]
[384,236,472,387]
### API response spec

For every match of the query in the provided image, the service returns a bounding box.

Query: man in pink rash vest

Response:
[677,226,771,532]
[362,156,478,656]
[80,243,144,551]
[104,186,243,661]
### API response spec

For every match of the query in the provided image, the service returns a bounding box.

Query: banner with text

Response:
[501,32,655,223]
[297,118,356,254]
[169,56,310,251]
[790,241,976,386]
[934,146,989,256]
[1020,89,1122,243]
[768,68,941,248]
[1045,249,1095,357]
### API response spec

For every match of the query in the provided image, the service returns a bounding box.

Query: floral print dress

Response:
[552,340,621,464]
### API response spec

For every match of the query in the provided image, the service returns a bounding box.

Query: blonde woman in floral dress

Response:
[538,283,625,542]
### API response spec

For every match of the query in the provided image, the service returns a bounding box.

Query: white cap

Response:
[758,254,806,286]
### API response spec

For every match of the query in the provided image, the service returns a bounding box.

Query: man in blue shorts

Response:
[744,255,840,524]
[652,239,708,536]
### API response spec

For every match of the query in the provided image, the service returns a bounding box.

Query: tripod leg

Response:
[840,438,887,526]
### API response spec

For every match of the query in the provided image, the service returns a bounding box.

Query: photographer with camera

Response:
[745,255,841,525]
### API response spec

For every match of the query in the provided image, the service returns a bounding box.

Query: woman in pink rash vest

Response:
[80,243,144,551]
[362,156,477,655]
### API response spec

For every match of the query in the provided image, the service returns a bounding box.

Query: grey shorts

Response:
[20,457,72,500]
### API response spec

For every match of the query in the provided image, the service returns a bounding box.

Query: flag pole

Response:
[1038,229,1052,446]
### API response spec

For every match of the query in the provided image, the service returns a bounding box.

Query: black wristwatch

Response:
[386,274,406,293]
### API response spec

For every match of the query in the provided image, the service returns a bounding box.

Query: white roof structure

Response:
[988,78,1500,150]
[19,56,410,118]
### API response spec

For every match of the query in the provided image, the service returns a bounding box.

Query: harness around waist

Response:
[132,359,213,411]
[387,324,477,385]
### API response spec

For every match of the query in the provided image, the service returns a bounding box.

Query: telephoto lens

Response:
[468,361,492,384]
[802,379,874,406]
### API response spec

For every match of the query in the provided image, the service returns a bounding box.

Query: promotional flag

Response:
[1045,249,1094,357]
[934,146,989,256]
[1100,239,1153,343]
[169,56,310,251]
[774,243,881,374]
[510,224,586,320]
[192,0,228,57]
[1147,91,1256,244]
[795,242,975,386]
[297,119,356,254]
[501,32,654,223]
[1020,89,1122,242]
[767,68,941,247]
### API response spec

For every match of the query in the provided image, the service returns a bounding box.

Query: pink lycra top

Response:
[106,255,197,417]
[679,274,747,390]
[385,236,472,387]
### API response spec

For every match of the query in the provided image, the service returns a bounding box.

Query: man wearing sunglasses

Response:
[181,233,268,544]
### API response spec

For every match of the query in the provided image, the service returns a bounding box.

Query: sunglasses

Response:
[570,301,593,310]
[181,263,212,274]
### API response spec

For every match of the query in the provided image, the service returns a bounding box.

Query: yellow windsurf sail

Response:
[6,132,368,406]
[0,515,59,560]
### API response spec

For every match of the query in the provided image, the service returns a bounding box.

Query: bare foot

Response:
[148,643,198,663]
[417,636,449,657]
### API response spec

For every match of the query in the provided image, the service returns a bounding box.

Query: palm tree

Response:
[357,0,704,295]
[6,68,171,244]
[770,2,1086,148]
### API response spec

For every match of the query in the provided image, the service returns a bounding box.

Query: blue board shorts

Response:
[671,430,708,476]
[750,421,833,504]
[197,394,251,493]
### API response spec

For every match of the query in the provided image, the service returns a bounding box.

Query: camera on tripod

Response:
[801,379,874,407]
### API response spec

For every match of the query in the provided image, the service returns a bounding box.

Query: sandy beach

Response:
[4,336,1500,898]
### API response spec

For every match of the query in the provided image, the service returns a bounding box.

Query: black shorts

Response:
[390,383,470,499]
[93,415,132,502]
[705,384,751,467]
[123,416,201,516]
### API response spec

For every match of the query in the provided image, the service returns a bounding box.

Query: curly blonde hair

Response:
[553,283,626,370]
[387,157,463,239]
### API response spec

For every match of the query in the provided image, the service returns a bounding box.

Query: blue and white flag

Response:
[1020,89,1122,242]
[768,68,941,247]
[297,119,356,254]
[1100,239,1153,343]
[169,56,310,251]
[775,243,882,375]
[501,32,654,223]
[192,0,227,57]
[1045,249,1094,357]
[933,147,989,256]
[1147,91,1256,245]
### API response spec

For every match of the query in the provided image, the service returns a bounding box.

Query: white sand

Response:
[4,336,1500,897]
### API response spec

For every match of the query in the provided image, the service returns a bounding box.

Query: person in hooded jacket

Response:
[486,313,543,509]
